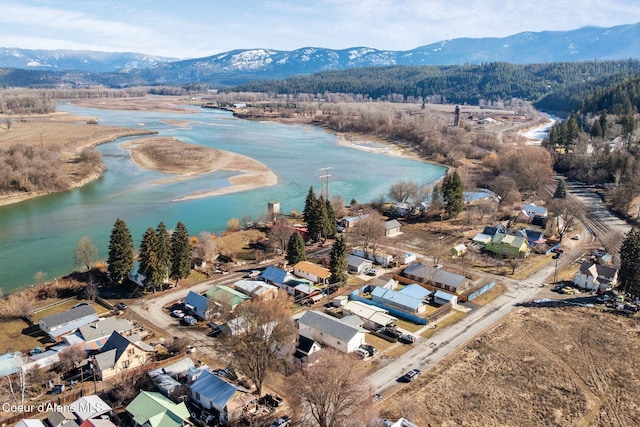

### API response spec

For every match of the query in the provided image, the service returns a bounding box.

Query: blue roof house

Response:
[189,370,249,425]
[184,291,210,320]
[370,284,430,314]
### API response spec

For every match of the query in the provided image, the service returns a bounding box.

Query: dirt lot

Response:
[380,306,640,427]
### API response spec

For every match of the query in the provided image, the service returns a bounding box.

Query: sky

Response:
[1,0,640,59]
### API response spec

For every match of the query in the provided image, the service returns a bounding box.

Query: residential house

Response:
[45,410,77,427]
[93,331,154,380]
[370,284,430,314]
[297,310,367,353]
[204,286,250,311]
[339,213,371,228]
[79,420,116,427]
[0,351,24,378]
[293,261,331,285]
[573,262,618,291]
[522,203,548,218]
[70,395,111,422]
[402,263,470,293]
[485,233,530,258]
[382,418,419,427]
[15,420,46,427]
[184,291,210,320]
[63,318,134,351]
[347,255,372,274]
[39,305,99,342]
[294,336,322,364]
[521,229,546,246]
[189,370,251,425]
[393,203,413,217]
[368,277,398,290]
[126,391,190,427]
[433,290,458,306]
[342,300,397,329]
[471,233,492,247]
[233,280,279,300]
[293,282,321,301]
[148,358,194,398]
[384,219,402,237]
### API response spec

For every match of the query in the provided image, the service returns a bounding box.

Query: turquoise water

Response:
[0,103,446,292]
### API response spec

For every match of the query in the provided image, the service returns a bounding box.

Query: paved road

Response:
[368,263,555,394]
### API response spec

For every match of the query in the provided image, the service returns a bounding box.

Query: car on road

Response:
[172,309,185,318]
[403,369,421,382]
[399,334,416,344]
[181,315,197,326]
[115,302,127,311]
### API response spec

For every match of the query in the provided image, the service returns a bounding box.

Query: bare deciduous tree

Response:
[74,236,98,271]
[269,219,294,253]
[289,350,376,427]
[84,282,99,301]
[58,345,87,375]
[352,210,386,258]
[498,146,554,194]
[548,198,586,241]
[387,180,418,204]
[219,292,297,395]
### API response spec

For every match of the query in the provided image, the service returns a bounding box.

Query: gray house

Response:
[402,263,469,293]
[39,305,99,342]
[347,255,372,274]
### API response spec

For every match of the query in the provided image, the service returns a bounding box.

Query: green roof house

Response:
[205,285,250,310]
[126,391,190,427]
[485,233,530,258]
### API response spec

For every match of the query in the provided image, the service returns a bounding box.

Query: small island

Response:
[120,136,278,199]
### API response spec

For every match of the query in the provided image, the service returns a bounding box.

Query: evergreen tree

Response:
[107,218,135,285]
[553,179,567,199]
[316,196,331,241]
[139,227,163,292]
[329,235,348,284]
[429,184,445,213]
[303,186,317,226]
[442,171,464,217]
[618,228,640,296]
[590,119,602,138]
[324,198,338,238]
[286,232,306,265]
[156,222,171,281]
[170,221,192,286]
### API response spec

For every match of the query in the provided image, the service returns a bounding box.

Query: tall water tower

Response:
[267,201,280,220]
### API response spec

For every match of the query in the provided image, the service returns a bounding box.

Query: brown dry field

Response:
[381,306,640,427]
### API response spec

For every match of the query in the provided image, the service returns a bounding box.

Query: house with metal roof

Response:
[189,370,250,425]
[402,263,470,293]
[204,286,250,311]
[259,266,303,295]
[93,331,154,380]
[370,284,430,314]
[522,203,548,218]
[347,255,373,274]
[15,420,46,427]
[184,290,210,320]
[433,290,458,306]
[342,300,397,329]
[70,395,111,422]
[384,219,402,237]
[63,318,133,351]
[233,280,279,300]
[39,305,99,342]
[293,261,331,284]
[126,391,190,427]
[45,410,77,427]
[485,233,530,258]
[0,351,24,378]
[297,310,367,353]
[79,420,116,427]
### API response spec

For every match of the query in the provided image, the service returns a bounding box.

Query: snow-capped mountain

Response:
[1,22,640,86]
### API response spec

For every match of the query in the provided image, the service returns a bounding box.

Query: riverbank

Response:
[120,136,278,199]
[0,111,157,207]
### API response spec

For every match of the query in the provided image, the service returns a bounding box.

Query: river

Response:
[0,103,446,293]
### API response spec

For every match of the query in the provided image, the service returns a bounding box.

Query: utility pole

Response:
[319,167,332,200]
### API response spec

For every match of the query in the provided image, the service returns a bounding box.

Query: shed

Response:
[332,295,348,307]
[384,219,402,237]
[347,255,373,274]
[433,290,458,306]
[450,244,467,257]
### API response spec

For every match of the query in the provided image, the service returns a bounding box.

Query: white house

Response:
[297,310,367,353]
[293,261,331,284]
[521,203,548,218]
[573,262,618,291]
[342,300,397,329]
[384,219,402,237]
[347,255,372,274]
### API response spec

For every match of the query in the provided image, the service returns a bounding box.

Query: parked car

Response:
[172,309,185,318]
[181,316,197,326]
[359,344,377,357]
[364,268,379,276]
[403,369,421,382]
[379,326,402,339]
[354,348,369,359]
[372,393,382,402]
[115,302,127,310]
[262,393,283,408]
[560,287,575,295]
[399,334,416,344]
[571,234,581,240]
[186,345,196,354]
[268,416,291,427]
[208,323,222,337]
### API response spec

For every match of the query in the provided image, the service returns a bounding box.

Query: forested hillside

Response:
[232,60,640,113]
